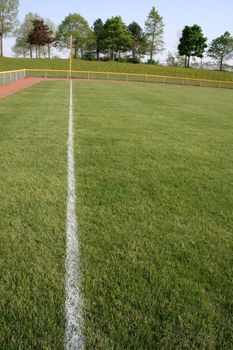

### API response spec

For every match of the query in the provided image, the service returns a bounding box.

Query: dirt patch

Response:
[0,77,43,100]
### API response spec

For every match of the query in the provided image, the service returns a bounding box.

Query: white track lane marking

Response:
[65,80,84,350]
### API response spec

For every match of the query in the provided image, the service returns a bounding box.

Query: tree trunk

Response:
[0,34,3,57]
[96,48,99,60]
[38,45,41,58]
[74,47,78,59]
[48,45,51,59]
[187,55,190,67]
[220,57,223,71]
[132,48,136,58]
[150,46,153,61]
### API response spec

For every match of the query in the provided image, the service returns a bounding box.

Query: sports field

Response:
[0,80,233,349]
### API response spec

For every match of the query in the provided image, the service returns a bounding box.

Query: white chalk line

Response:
[65,80,84,350]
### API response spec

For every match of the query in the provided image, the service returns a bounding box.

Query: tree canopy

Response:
[178,25,207,67]
[13,13,55,58]
[207,31,233,70]
[2,2,233,70]
[128,21,147,59]
[102,16,132,60]
[0,0,19,56]
[55,13,94,59]
[27,19,54,58]
[93,18,104,60]
[144,6,164,61]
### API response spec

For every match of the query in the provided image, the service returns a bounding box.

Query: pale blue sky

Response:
[4,0,233,61]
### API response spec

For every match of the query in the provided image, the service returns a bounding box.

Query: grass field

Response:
[1,79,233,349]
[1,56,233,82]
[0,82,69,349]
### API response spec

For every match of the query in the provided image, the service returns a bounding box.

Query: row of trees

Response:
[1,0,233,70]
[12,7,164,62]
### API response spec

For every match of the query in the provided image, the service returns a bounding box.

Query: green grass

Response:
[1,80,233,349]
[1,56,233,82]
[74,81,233,349]
[0,81,69,349]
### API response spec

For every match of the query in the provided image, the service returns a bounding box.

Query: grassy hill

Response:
[1,57,233,82]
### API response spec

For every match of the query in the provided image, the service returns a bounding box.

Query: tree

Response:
[166,52,176,67]
[166,51,186,67]
[12,35,29,57]
[13,14,55,58]
[207,32,233,71]
[178,25,207,67]
[102,16,132,60]
[144,6,164,61]
[93,18,104,60]
[128,21,147,59]
[27,19,54,58]
[55,13,94,59]
[13,13,40,58]
[44,18,56,58]
[0,0,19,56]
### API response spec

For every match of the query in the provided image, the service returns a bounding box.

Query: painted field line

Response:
[65,80,84,350]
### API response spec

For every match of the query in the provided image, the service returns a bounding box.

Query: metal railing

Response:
[25,69,233,89]
[1,68,233,90]
[0,69,26,86]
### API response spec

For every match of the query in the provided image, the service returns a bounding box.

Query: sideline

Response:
[65,80,84,350]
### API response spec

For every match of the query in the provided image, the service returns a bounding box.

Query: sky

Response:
[4,0,233,62]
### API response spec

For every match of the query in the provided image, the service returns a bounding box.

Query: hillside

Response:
[1,57,233,82]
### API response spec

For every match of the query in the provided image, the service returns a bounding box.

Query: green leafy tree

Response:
[13,13,40,58]
[93,18,104,60]
[207,32,233,71]
[102,16,132,60]
[178,25,207,67]
[128,21,147,59]
[145,6,164,61]
[0,0,19,56]
[55,13,94,59]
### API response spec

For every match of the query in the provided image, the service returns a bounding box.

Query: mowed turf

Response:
[0,80,233,350]
[73,81,233,349]
[0,81,69,349]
